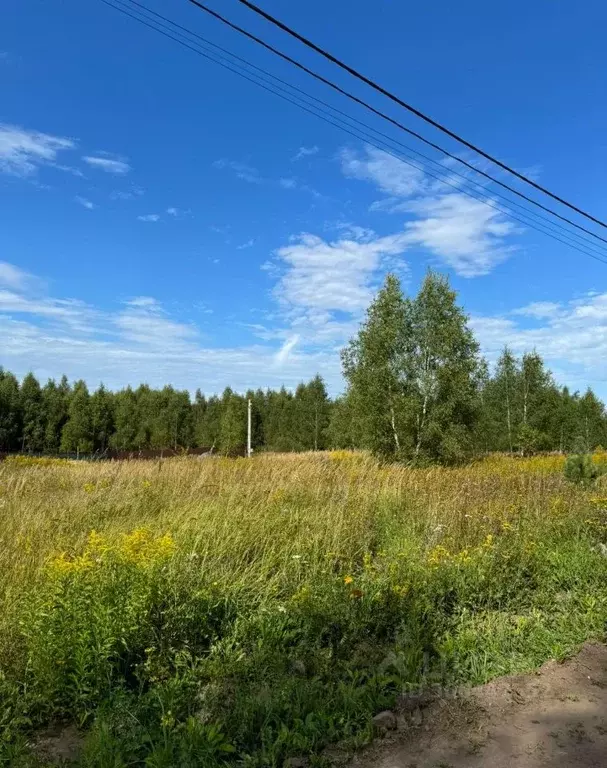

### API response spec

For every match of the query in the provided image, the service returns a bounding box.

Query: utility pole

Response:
[247,398,252,458]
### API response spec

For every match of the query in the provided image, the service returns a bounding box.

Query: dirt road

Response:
[353,643,607,768]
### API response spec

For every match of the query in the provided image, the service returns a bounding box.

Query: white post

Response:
[247,398,252,458]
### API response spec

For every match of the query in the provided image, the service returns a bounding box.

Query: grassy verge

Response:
[1,452,606,766]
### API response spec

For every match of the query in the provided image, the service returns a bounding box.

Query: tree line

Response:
[0,372,332,456]
[1,271,605,461]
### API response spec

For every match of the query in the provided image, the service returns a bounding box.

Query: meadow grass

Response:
[1,451,606,766]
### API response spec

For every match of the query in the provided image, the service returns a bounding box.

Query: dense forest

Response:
[1,272,606,460]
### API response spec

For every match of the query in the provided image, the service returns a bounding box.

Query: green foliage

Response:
[342,272,484,463]
[0,369,21,451]
[61,380,94,454]
[20,373,45,453]
[563,453,603,485]
[219,388,246,455]
[517,424,544,456]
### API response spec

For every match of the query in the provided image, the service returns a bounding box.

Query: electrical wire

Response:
[236,0,607,231]
[115,0,607,259]
[98,0,607,265]
[116,0,607,257]
[184,0,607,249]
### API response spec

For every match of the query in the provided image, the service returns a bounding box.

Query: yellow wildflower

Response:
[87,529,108,555]
[119,528,175,565]
[344,575,353,585]
[427,544,451,567]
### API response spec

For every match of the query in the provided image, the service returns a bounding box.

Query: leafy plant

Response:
[564,453,602,485]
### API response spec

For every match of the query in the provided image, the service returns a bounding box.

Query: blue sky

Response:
[2,0,607,396]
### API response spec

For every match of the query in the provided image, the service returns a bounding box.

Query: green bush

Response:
[564,453,602,485]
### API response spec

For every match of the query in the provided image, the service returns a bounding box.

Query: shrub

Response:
[564,453,602,485]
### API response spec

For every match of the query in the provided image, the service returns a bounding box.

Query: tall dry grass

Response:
[1,451,606,767]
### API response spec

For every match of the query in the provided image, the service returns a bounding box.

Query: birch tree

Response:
[342,271,483,463]
[342,274,411,460]
[409,271,483,463]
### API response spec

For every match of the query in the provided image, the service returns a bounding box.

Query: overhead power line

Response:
[235,0,607,233]
[98,0,607,265]
[116,0,607,262]
[115,1,607,255]
[185,0,607,250]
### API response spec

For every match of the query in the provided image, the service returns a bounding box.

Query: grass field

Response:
[1,451,607,766]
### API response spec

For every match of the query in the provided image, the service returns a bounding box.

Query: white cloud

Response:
[0,261,342,393]
[402,193,517,277]
[115,298,198,349]
[274,230,409,315]
[0,262,38,291]
[75,196,95,210]
[236,238,255,250]
[279,177,297,189]
[137,214,160,222]
[125,296,159,308]
[275,335,299,365]
[83,155,131,174]
[0,123,75,176]
[166,207,179,216]
[293,145,319,161]
[341,145,518,277]
[0,289,97,333]
[512,301,561,319]
[4,257,607,398]
[341,146,425,198]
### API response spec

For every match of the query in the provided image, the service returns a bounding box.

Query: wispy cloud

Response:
[0,123,75,177]
[213,159,262,184]
[214,158,323,198]
[137,214,160,222]
[236,238,255,250]
[341,146,425,198]
[275,335,299,365]
[166,207,179,216]
[512,301,561,319]
[75,195,95,210]
[83,155,131,175]
[0,261,342,393]
[115,298,198,349]
[0,289,97,333]
[292,145,319,161]
[110,187,144,201]
[0,262,39,292]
